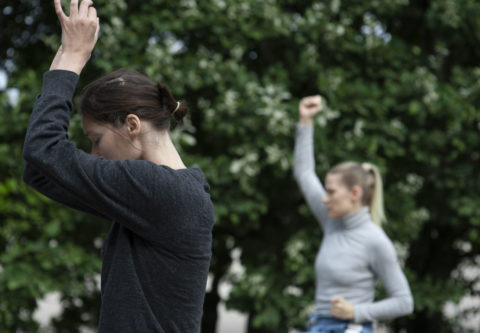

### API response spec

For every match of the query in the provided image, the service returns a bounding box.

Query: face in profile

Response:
[82,116,140,161]
[322,173,359,219]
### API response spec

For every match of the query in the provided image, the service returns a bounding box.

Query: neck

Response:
[140,131,186,169]
[341,206,370,229]
[346,204,365,217]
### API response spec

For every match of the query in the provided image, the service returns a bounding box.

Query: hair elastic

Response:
[172,101,180,115]
[361,162,373,173]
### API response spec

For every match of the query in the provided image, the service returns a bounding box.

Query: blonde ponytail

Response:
[361,163,386,226]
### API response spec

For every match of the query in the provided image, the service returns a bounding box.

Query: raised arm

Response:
[22,1,176,241]
[23,161,108,220]
[293,96,333,231]
[23,0,104,218]
[51,0,99,74]
[354,234,414,323]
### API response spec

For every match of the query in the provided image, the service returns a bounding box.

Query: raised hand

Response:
[299,95,323,125]
[50,0,100,74]
[330,297,355,320]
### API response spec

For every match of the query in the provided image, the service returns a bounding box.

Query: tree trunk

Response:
[201,240,232,333]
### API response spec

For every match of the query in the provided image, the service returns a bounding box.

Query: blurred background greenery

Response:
[1,0,480,332]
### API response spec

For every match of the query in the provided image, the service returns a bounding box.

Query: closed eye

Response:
[90,136,101,145]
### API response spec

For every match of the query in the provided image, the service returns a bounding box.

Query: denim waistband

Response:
[306,314,373,332]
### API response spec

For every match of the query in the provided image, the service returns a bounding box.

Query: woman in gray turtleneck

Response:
[293,95,413,332]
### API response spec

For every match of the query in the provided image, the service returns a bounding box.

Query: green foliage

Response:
[0,66,105,332]
[1,0,480,332]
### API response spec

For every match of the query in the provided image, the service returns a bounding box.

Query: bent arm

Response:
[22,86,105,220]
[293,124,332,231]
[22,70,175,240]
[23,161,108,220]
[354,237,414,323]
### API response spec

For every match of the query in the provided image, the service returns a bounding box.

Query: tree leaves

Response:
[1,0,480,332]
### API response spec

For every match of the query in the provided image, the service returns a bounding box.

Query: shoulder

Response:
[123,161,205,182]
[363,223,396,255]
[106,160,210,195]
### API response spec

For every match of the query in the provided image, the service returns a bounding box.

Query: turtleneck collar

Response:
[340,206,371,229]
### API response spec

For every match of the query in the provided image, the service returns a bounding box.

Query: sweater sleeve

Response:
[293,123,333,232]
[354,234,414,323]
[23,161,111,220]
[22,70,177,241]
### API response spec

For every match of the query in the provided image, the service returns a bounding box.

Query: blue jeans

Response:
[304,314,374,333]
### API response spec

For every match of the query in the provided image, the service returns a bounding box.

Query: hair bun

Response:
[156,83,188,125]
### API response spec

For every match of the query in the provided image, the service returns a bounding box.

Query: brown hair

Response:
[79,69,187,129]
[329,161,386,226]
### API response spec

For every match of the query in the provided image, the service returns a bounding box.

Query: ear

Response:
[125,114,141,137]
[350,185,363,203]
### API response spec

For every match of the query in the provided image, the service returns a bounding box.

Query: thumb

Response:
[95,17,100,40]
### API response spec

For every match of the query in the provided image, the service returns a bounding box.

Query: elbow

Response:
[293,169,304,187]
[22,171,33,188]
[293,167,301,182]
[22,162,35,187]
[22,143,36,164]
[399,294,414,316]
[22,132,45,163]
[23,141,45,167]
[405,295,414,315]
[292,162,303,183]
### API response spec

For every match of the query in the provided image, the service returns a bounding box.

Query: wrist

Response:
[299,117,313,125]
[51,52,90,75]
[349,305,355,320]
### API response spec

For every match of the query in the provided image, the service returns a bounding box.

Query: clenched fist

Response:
[331,297,355,320]
[299,95,323,125]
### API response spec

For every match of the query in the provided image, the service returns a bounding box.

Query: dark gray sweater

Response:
[23,70,215,332]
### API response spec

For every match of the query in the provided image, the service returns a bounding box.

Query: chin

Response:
[328,212,344,220]
[327,211,337,219]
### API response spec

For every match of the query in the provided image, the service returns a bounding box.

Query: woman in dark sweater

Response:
[22,1,215,331]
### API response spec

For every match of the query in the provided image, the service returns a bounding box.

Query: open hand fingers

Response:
[55,0,95,20]
[69,0,79,17]
[54,0,67,22]
[87,5,97,20]
[79,0,94,17]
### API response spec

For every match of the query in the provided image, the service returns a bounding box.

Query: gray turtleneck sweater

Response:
[293,124,413,324]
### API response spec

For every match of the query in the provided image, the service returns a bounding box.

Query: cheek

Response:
[97,138,118,159]
[103,135,136,160]
[333,192,349,209]
[95,143,109,159]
